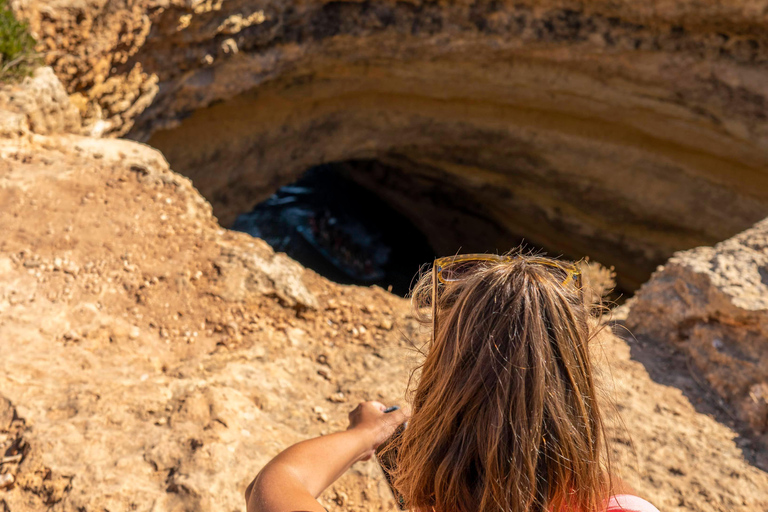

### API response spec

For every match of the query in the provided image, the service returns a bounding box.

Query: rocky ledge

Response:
[12,0,768,290]
[627,219,768,444]
[0,66,766,512]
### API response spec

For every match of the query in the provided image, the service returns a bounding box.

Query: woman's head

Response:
[394,253,607,512]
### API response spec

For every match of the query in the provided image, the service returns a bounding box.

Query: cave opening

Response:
[231,161,435,296]
[145,57,768,299]
[231,159,603,297]
[231,161,435,295]
[140,30,768,302]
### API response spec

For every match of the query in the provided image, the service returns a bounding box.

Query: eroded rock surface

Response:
[0,67,81,136]
[0,68,767,512]
[13,0,768,288]
[627,219,768,442]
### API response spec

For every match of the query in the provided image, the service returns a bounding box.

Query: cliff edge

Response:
[0,67,766,512]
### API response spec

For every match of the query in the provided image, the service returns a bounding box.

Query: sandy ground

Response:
[0,134,766,511]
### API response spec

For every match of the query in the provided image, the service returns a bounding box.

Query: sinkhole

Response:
[230,159,606,297]
[145,56,768,298]
[231,162,434,296]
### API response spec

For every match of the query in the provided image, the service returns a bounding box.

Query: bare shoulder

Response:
[606,494,661,512]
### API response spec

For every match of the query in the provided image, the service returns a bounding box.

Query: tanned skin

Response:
[245,401,636,512]
[245,401,408,512]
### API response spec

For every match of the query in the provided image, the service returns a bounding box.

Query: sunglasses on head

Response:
[430,253,583,341]
[433,253,582,287]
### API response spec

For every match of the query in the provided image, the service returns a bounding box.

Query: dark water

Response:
[232,165,435,296]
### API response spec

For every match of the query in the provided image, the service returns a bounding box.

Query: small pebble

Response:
[0,473,14,489]
[312,405,328,422]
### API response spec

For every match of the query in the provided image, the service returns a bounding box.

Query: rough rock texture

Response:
[626,219,768,443]
[0,67,81,136]
[13,0,768,289]
[0,68,767,512]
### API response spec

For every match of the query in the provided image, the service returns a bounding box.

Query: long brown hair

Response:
[392,254,608,512]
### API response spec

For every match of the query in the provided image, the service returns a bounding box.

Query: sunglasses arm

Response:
[431,264,437,345]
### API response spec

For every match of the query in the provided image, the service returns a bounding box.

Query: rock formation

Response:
[0,66,767,512]
[0,67,81,137]
[627,219,768,444]
[3,0,768,508]
[12,0,768,289]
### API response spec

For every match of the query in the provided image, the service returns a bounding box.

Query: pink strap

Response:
[605,494,660,512]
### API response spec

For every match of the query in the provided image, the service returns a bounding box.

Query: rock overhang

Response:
[15,0,768,290]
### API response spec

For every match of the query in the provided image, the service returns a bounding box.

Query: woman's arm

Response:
[245,401,408,512]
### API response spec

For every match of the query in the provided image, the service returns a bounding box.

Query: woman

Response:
[246,253,659,512]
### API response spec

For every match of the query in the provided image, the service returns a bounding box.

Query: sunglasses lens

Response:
[523,259,582,290]
[436,256,580,289]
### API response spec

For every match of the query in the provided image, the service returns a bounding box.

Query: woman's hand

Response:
[347,401,408,461]
[246,400,409,512]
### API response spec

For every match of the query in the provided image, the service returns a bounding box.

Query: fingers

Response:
[345,401,410,449]
[370,400,387,412]
[349,400,409,427]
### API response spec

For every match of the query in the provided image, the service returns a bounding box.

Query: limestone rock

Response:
[626,218,768,438]
[0,110,28,139]
[0,106,766,512]
[0,67,81,136]
[212,239,318,310]
[15,0,768,288]
[0,4,766,510]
